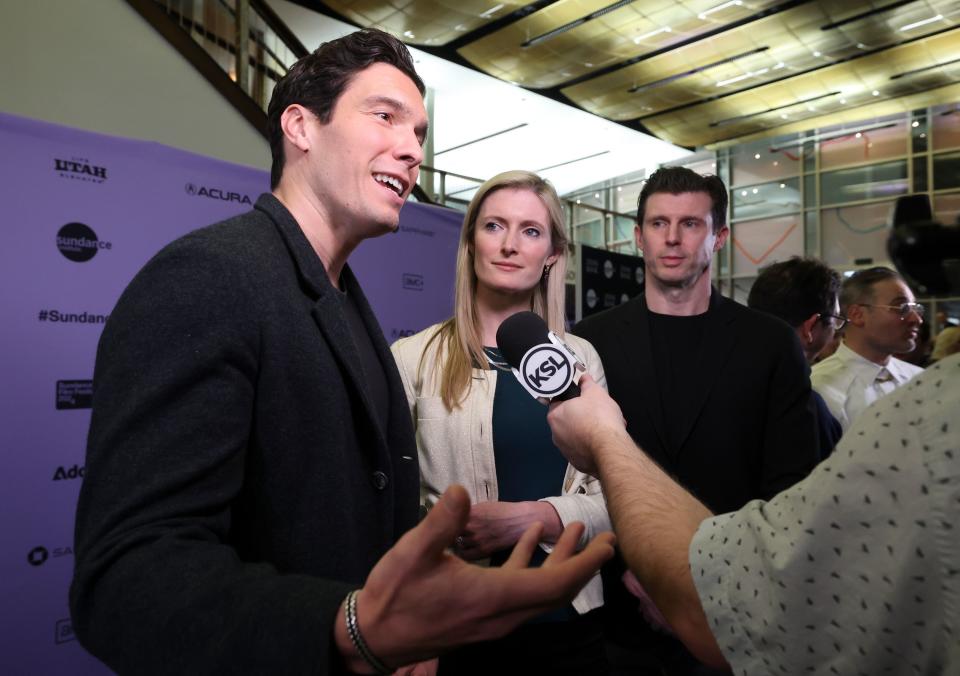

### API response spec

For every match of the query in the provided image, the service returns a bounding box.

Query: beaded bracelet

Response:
[344,589,392,675]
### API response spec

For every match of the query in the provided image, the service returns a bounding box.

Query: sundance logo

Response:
[185,183,252,204]
[53,464,85,481]
[56,222,112,262]
[55,157,107,183]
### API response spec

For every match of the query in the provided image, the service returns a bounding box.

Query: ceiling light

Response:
[920,133,926,138]
[773,62,785,70]
[899,14,942,32]
[773,161,779,166]
[576,199,582,204]
[839,98,847,104]
[697,0,743,20]
[813,51,821,57]
[741,190,748,196]
[752,188,759,194]
[617,186,622,191]
[479,4,505,19]
[403,30,415,39]
[754,153,761,159]
[595,193,601,199]
[716,67,769,87]
[856,43,866,49]
[855,132,862,138]
[523,0,635,48]
[779,183,786,188]
[781,113,789,119]
[872,90,880,96]
[912,120,920,128]
[634,26,672,44]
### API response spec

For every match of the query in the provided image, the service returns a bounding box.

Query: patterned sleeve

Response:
[690,357,959,675]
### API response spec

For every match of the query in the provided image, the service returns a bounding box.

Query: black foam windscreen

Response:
[496,311,550,370]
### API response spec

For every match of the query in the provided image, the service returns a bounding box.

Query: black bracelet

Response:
[344,589,392,675]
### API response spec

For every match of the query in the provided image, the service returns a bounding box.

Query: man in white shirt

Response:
[811,266,924,431]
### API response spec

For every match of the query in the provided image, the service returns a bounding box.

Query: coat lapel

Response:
[674,290,738,453]
[618,296,669,455]
[257,196,389,463]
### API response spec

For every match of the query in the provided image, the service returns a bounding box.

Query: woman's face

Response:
[472,188,559,298]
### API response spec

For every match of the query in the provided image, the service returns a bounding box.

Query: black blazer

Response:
[71,195,420,674]
[574,290,819,515]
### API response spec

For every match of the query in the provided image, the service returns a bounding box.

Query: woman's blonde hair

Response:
[424,170,569,410]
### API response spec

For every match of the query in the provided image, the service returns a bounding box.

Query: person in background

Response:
[573,166,819,675]
[930,325,960,363]
[392,170,611,675]
[70,31,613,676]
[747,256,844,458]
[812,266,924,431]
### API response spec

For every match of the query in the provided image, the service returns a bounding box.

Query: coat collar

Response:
[254,194,395,461]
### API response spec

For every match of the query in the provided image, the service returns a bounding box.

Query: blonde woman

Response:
[392,171,610,674]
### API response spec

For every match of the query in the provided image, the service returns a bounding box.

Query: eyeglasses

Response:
[860,302,925,320]
[819,313,848,331]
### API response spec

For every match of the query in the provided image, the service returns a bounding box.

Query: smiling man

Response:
[573,166,819,675]
[70,30,614,675]
[812,266,925,432]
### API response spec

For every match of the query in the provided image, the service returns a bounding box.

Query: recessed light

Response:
[754,153,761,159]
[752,188,759,194]
[872,90,880,96]
[779,183,786,188]
[912,120,920,127]
[855,132,862,138]
[741,190,748,196]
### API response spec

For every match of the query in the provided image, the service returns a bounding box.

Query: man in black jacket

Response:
[70,29,612,675]
[748,256,845,458]
[573,166,818,674]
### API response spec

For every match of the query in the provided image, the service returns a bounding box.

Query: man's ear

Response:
[634,224,643,252]
[799,313,821,345]
[846,303,865,327]
[713,225,730,251]
[279,104,312,153]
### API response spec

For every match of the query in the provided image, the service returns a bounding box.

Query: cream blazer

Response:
[391,322,610,614]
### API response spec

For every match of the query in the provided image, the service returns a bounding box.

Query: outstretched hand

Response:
[547,374,627,475]
[338,485,615,671]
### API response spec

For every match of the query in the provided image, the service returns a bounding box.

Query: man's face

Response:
[635,191,729,289]
[853,278,923,355]
[303,62,427,239]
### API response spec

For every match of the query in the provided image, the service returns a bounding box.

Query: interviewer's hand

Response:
[547,374,627,475]
[334,485,615,672]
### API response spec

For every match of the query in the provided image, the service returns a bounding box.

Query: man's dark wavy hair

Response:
[266,29,425,189]
[748,257,841,328]
[637,166,728,232]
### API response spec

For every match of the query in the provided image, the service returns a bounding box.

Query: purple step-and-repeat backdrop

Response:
[0,111,462,674]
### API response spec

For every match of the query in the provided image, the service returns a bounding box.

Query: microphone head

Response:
[496,311,549,369]
[497,311,581,401]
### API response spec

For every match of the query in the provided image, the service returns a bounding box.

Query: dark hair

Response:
[748,257,841,328]
[266,29,425,189]
[637,166,728,232]
[839,266,904,311]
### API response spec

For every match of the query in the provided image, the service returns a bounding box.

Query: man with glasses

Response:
[747,256,844,458]
[812,266,924,432]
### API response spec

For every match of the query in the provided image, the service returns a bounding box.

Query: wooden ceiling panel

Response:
[642,27,960,146]
[320,0,528,45]
[456,0,784,88]
[314,0,960,147]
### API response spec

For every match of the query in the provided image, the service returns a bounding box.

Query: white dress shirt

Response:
[811,341,923,432]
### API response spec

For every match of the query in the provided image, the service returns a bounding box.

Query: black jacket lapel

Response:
[674,289,738,453]
[619,295,669,456]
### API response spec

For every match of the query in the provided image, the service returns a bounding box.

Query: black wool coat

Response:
[71,194,420,675]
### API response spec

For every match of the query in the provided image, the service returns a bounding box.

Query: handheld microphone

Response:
[496,311,586,404]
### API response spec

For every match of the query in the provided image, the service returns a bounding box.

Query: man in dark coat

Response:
[70,29,613,675]
[748,256,846,459]
[573,166,819,675]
